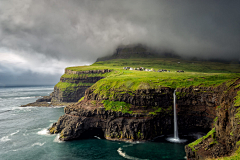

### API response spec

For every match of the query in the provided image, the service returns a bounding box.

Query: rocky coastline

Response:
[22,64,240,159]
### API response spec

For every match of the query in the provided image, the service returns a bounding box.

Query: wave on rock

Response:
[53,134,64,143]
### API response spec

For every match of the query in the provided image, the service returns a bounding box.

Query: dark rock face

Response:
[48,78,240,159]
[36,96,52,102]
[177,86,227,133]
[185,79,240,159]
[60,77,103,84]
[85,88,174,107]
[49,87,176,141]
[49,106,172,141]
[21,69,111,107]
[51,69,111,103]
[51,86,90,102]
[49,85,228,142]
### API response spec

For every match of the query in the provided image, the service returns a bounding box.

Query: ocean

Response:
[0,86,188,160]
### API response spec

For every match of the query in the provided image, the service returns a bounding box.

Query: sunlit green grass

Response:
[57,58,240,93]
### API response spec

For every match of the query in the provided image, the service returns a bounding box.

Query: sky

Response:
[0,0,240,86]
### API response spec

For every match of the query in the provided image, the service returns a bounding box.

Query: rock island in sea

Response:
[23,45,240,160]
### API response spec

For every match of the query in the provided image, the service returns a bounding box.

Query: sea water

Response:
[0,86,187,160]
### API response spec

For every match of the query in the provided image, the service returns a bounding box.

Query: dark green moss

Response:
[102,100,132,114]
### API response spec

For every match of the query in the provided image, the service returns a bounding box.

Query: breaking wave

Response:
[37,128,50,135]
[0,130,19,142]
[117,148,148,160]
[53,134,64,143]
[94,136,101,139]
[14,96,36,100]
[10,130,19,136]
[0,136,11,142]
[32,142,46,147]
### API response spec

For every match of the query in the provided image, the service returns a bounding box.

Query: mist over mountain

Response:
[0,0,240,86]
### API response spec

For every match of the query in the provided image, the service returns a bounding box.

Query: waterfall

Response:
[173,90,179,140]
[166,90,187,143]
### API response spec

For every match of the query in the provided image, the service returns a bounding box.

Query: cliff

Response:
[21,68,111,107]
[21,48,240,159]
[49,87,174,141]
[51,69,111,103]
[185,79,240,159]
[48,67,240,159]
[49,81,239,145]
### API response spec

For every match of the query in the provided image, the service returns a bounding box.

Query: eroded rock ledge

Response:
[49,106,169,141]
[21,69,111,107]
[185,79,240,159]
[48,83,229,143]
[47,77,240,159]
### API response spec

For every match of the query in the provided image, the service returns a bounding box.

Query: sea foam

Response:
[117,147,148,160]
[32,142,46,147]
[0,130,20,142]
[14,96,36,100]
[53,134,64,143]
[37,128,50,136]
[0,136,11,142]
[94,136,101,139]
[10,130,19,136]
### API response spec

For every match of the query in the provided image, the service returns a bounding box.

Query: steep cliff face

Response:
[49,88,174,141]
[177,85,227,133]
[51,69,111,103]
[50,106,172,141]
[48,76,240,159]
[49,83,232,143]
[185,79,240,159]
[85,87,174,108]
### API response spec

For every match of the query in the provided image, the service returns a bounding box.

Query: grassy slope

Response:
[65,58,239,94]
[57,58,240,95]
[60,58,240,158]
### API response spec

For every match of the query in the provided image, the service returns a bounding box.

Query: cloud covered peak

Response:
[0,0,240,86]
[1,0,240,63]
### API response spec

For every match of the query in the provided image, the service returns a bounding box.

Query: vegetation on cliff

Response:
[188,128,217,152]
[102,100,132,114]
[55,57,240,107]
[49,55,240,159]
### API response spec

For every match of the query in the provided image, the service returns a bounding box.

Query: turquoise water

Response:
[0,86,188,160]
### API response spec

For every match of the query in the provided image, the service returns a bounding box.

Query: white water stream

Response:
[167,90,187,143]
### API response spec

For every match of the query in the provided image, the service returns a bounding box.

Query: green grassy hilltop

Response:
[59,58,240,94]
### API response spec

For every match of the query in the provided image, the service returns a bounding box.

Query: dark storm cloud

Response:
[0,0,240,85]
[0,0,240,62]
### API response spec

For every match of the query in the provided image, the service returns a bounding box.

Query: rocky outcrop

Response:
[48,87,176,141]
[48,77,240,159]
[36,96,52,102]
[185,79,240,159]
[49,83,231,142]
[22,69,111,107]
[49,101,172,141]
[51,86,90,102]
[177,85,228,133]
[85,87,174,107]
[51,69,111,103]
